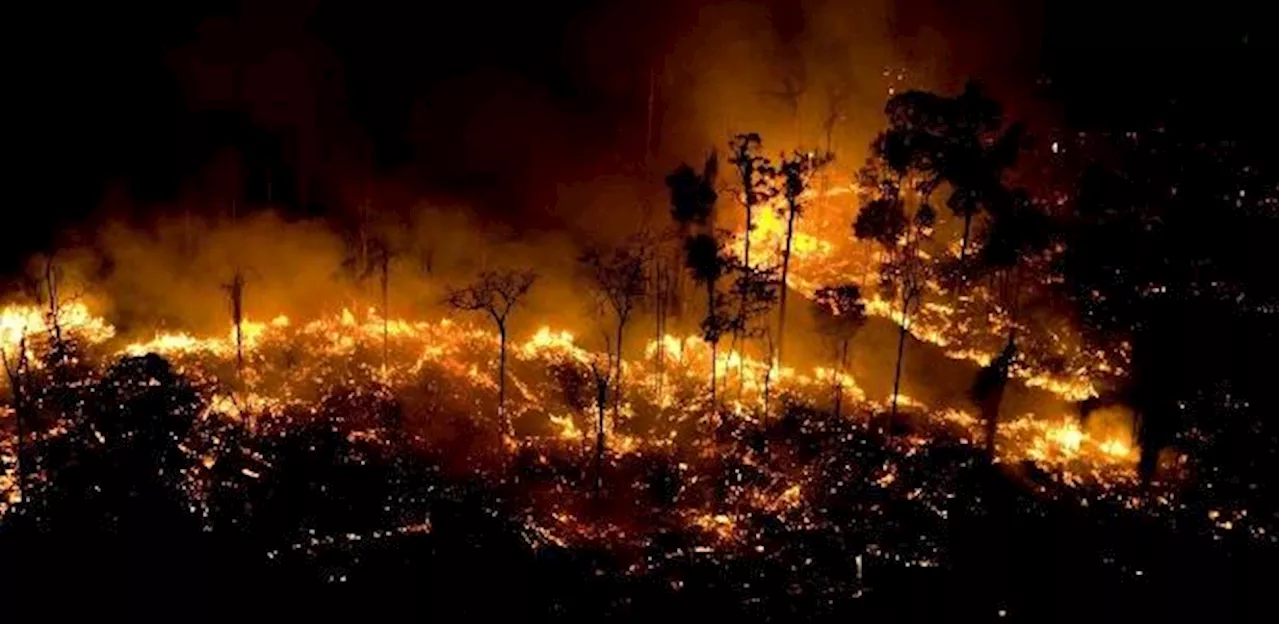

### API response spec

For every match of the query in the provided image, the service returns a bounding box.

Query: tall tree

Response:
[727,134,775,376]
[445,270,537,436]
[580,235,651,417]
[222,272,246,375]
[776,150,833,369]
[683,233,733,408]
[587,352,612,497]
[875,81,1022,261]
[854,163,936,427]
[813,284,867,418]
[971,338,1017,459]
[666,151,719,321]
[728,260,781,402]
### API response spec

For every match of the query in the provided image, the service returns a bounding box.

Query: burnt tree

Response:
[813,284,867,418]
[445,269,537,436]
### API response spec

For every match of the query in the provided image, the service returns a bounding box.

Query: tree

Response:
[666,151,719,321]
[222,272,246,374]
[874,81,1022,261]
[374,240,394,375]
[813,284,866,418]
[587,352,611,497]
[683,233,733,408]
[667,152,719,233]
[727,135,775,351]
[728,259,780,402]
[445,270,537,436]
[580,235,651,417]
[854,163,936,427]
[971,338,1017,459]
[978,189,1051,342]
[776,150,833,369]
[648,251,672,403]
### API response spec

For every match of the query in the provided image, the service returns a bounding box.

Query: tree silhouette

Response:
[776,149,833,370]
[375,239,394,375]
[580,235,651,417]
[875,81,1022,261]
[854,162,936,427]
[587,352,611,497]
[666,151,719,322]
[222,271,246,375]
[978,189,1051,341]
[727,134,775,360]
[813,284,866,418]
[445,269,537,436]
[667,152,719,233]
[970,338,1017,459]
[728,259,780,402]
[683,233,733,408]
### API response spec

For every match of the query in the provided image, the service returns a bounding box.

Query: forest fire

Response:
[3,1,1273,619]
[2,298,1136,498]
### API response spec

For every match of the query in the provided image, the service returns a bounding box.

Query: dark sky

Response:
[10,0,1275,270]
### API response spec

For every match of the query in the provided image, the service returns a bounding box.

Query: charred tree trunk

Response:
[654,263,666,403]
[380,249,390,373]
[960,212,973,261]
[733,206,754,387]
[776,205,799,368]
[594,365,608,497]
[227,272,245,374]
[709,340,718,409]
[889,307,909,431]
[497,324,509,436]
[44,260,62,351]
[762,333,775,411]
[835,338,850,419]
[982,385,1005,458]
[613,321,626,417]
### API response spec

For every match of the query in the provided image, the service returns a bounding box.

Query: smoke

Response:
[6,0,1070,420]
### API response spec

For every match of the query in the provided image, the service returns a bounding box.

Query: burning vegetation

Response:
[2,4,1275,619]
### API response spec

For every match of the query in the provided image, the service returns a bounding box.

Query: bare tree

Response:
[445,269,537,435]
[813,284,867,418]
[222,272,246,374]
[775,150,833,370]
[580,235,650,417]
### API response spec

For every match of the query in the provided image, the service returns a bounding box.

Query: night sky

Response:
[11,1,1274,268]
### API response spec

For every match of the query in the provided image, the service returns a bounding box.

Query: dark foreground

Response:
[1,357,1274,622]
